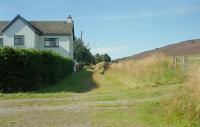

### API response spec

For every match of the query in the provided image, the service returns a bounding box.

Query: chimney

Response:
[67,15,73,24]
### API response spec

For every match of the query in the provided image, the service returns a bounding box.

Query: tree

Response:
[94,53,102,63]
[73,38,94,65]
[74,38,112,65]
[94,53,111,63]
[103,54,111,62]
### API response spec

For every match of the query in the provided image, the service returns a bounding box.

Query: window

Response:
[14,35,24,45]
[0,38,3,46]
[44,38,59,47]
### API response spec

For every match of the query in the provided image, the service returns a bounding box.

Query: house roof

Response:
[29,21,73,35]
[0,15,74,36]
[0,21,9,36]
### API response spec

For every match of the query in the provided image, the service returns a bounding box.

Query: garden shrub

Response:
[0,46,74,92]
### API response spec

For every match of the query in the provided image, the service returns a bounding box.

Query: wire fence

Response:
[173,56,200,72]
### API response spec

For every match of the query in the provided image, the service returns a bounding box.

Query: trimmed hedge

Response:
[0,46,74,92]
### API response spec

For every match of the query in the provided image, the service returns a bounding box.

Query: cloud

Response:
[31,0,66,9]
[155,4,200,16]
[91,46,128,54]
[101,12,156,21]
[0,7,12,12]
[172,5,200,14]
[104,5,200,21]
[79,12,157,22]
[80,4,200,22]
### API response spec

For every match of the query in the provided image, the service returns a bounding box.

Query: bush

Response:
[94,62,110,74]
[0,46,74,92]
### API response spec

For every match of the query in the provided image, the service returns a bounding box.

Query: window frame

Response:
[0,38,3,46]
[44,38,59,48]
[14,35,25,45]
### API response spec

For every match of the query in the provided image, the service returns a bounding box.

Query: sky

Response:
[0,0,200,59]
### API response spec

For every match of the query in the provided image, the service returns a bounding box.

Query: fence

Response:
[173,56,200,72]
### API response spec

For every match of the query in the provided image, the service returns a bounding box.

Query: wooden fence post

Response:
[183,56,185,71]
[174,56,177,69]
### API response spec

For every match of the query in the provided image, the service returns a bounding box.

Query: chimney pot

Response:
[67,15,73,23]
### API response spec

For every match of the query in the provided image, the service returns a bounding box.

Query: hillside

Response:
[131,39,200,59]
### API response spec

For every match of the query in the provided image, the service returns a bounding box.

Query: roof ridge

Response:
[0,15,74,36]
[2,15,42,35]
[30,21,66,22]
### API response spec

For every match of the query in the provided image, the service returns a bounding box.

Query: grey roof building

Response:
[0,15,75,59]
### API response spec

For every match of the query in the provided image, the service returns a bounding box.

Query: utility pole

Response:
[81,30,83,42]
[81,31,83,64]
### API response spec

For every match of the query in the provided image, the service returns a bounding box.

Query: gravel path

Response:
[0,93,173,115]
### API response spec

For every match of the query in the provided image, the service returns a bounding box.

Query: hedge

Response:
[0,46,74,92]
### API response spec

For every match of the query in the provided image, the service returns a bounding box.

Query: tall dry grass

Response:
[105,53,185,88]
[169,65,200,122]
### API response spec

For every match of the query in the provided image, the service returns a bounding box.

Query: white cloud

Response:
[91,46,128,54]
[155,4,200,16]
[81,4,200,22]
[32,1,66,9]
[0,7,11,12]
[172,5,200,14]
[101,12,156,21]
[79,12,157,22]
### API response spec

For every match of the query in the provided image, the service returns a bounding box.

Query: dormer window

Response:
[0,38,3,46]
[14,35,24,45]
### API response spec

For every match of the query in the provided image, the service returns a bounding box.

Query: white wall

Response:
[35,34,40,49]
[3,18,36,48]
[2,18,73,59]
[69,34,74,59]
[0,36,3,46]
[37,35,72,58]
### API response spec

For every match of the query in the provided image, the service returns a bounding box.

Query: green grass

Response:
[0,68,199,127]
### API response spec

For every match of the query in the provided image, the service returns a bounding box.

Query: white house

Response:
[0,14,75,59]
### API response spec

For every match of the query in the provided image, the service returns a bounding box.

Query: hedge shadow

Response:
[35,69,98,93]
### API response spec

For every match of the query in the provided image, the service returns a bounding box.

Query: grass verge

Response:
[164,65,200,126]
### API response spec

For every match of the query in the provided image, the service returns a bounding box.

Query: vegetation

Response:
[73,38,111,64]
[0,69,180,127]
[94,62,110,74]
[1,52,200,127]
[106,53,185,87]
[166,65,200,126]
[94,53,111,63]
[73,38,95,64]
[0,46,73,92]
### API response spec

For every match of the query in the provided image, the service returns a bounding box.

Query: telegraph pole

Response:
[81,31,83,64]
[81,31,83,42]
